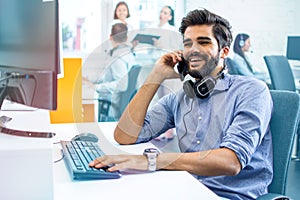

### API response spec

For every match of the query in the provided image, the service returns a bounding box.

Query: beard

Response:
[186,52,220,79]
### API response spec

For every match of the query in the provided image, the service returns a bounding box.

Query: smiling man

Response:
[90,9,273,200]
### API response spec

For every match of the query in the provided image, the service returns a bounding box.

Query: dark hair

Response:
[233,33,253,72]
[114,1,130,19]
[179,8,233,49]
[111,23,128,43]
[166,6,175,26]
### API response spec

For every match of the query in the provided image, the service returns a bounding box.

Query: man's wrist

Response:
[143,148,160,171]
[147,70,165,84]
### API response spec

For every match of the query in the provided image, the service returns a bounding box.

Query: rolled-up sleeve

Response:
[220,80,273,168]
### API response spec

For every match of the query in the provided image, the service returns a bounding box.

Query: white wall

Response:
[185,0,300,71]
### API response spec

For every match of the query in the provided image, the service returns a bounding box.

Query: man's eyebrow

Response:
[196,36,211,41]
[183,36,212,43]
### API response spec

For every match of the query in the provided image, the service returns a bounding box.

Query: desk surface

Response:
[0,101,219,200]
[51,122,220,200]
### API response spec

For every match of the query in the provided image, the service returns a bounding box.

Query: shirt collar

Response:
[213,73,231,92]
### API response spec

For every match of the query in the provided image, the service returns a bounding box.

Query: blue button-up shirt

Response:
[136,74,273,200]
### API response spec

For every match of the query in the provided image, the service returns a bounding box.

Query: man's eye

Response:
[183,42,192,47]
[199,41,210,45]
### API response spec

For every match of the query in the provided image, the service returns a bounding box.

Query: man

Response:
[90,9,273,199]
[92,23,137,119]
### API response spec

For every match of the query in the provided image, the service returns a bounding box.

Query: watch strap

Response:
[143,148,159,171]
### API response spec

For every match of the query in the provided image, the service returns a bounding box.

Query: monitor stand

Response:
[0,99,56,138]
[0,125,55,138]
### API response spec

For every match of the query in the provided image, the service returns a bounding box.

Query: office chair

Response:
[264,55,300,161]
[98,65,141,122]
[225,57,240,75]
[263,55,296,91]
[257,90,300,200]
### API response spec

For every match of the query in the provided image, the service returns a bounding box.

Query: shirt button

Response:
[196,140,201,144]
[198,116,202,120]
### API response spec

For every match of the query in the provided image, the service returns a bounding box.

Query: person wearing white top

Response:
[152,6,183,141]
[110,1,139,32]
[152,6,181,51]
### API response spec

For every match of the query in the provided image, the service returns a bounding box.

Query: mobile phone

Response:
[177,57,188,81]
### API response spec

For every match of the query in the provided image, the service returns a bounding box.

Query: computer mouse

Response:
[72,132,99,143]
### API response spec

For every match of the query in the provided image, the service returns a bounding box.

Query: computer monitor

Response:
[0,0,59,110]
[0,0,59,138]
[286,36,300,61]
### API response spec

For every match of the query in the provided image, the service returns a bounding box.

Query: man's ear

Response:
[220,47,230,58]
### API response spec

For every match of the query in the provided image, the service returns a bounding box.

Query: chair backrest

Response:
[226,57,240,75]
[115,64,141,118]
[268,90,300,194]
[264,55,296,91]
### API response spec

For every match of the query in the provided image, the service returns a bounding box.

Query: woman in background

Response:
[159,6,175,28]
[152,6,180,50]
[232,33,269,82]
[233,33,255,76]
[111,1,137,31]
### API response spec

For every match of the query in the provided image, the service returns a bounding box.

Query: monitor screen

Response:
[286,36,300,61]
[0,0,59,110]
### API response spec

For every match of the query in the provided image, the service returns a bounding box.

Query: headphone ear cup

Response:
[239,39,245,47]
[194,77,216,99]
[183,80,196,98]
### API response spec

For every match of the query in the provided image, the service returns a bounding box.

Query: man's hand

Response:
[151,50,183,82]
[89,155,148,172]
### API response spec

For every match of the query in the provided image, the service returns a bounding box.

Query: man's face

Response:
[182,25,221,79]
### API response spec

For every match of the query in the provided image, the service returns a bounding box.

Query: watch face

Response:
[144,148,159,154]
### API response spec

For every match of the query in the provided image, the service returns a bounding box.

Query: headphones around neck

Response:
[177,58,225,99]
[239,34,245,47]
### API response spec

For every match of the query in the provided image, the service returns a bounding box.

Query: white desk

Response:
[0,101,54,200]
[51,122,220,200]
[0,101,219,200]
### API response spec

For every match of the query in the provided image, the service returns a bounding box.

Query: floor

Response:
[151,138,300,200]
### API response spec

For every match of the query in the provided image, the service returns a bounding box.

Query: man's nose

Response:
[190,43,202,53]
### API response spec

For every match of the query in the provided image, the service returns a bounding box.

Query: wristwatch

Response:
[143,148,160,171]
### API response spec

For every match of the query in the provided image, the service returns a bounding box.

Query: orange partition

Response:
[49,58,83,123]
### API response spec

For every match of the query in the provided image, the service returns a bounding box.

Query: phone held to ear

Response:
[176,57,188,81]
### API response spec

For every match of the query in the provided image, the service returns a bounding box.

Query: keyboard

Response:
[60,140,121,180]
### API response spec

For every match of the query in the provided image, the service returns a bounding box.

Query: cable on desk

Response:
[53,150,64,163]
[53,141,64,163]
